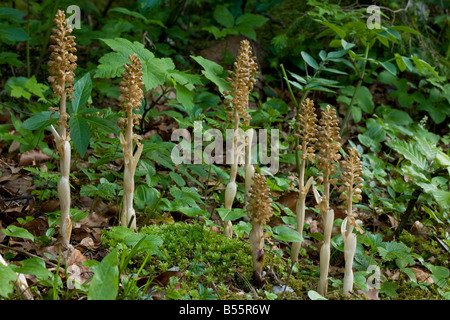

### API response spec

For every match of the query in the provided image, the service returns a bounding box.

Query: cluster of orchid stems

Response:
[118,54,145,231]
[222,40,258,238]
[291,100,364,297]
[246,173,274,287]
[47,9,77,248]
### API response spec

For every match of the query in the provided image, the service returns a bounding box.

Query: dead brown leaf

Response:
[18,150,51,167]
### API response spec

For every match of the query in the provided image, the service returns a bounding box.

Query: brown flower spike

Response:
[119,54,145,230]
[225,40,258,126]
[247,173,273,287]
[48,9,77,100]
[339,147,364,228]
[339,147,364,295]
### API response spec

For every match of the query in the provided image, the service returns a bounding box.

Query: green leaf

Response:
[0,26,30,43]
[109,7,166,28]
[235,13,268,28]
[2,225,35,241]
[355,86,374,113]
[384,109,413,126]
[388,139,428,171]
[0,7,26,23]
[0,264,17,298]
[315,20,346,39]
[21,111,58,131]
[9,257,53,280]
[380,61,397,76]
[84,116,120,134]
[390,25,422,37]
[213,5,234,28]
[134,185,160,210]
[301,51,319,70]
[174,82,195,115]
[191,55,231,94]
[88,249,119,300]
[96,38,174,91]
[178,207,210,218]
[272,225,303,243]
[71,73,92,114]
[380,281,399,297]
[69,115,90,158]
[216,208,247,221]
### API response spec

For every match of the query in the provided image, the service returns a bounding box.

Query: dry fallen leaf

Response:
[18,150,51,167]
[357,288,380,300]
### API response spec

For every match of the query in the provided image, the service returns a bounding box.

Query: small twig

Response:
[210,280,222,300]
[280,261,295,300]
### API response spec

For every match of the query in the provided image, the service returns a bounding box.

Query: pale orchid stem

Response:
[318,208,334,296]
[341,217,357,295]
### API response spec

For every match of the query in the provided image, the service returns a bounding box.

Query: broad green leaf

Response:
[0,264,17,298]
[235,13,268,28]
[9,257,52,280]
[301,51,319,70]
[88,249,119,300]
[109,7,165,28]
[96,38,174,91]
[388,139,428,171]
[71,73,92,114]
[85,116,120,134]
[380,61,397,76]
[315,20,346,38]
[272,225,303,243]
[216,208,247,221]
[390,25,422,36]
[0,7,26,23]
[134,185,160,210]
[174,82,195,115]
[191,55,231,94]
[21,111,58,131]
[355,86,374,113]
[2,225,35,241]
[69,115,90,157]
[384,109,413,126]
[0,26,30,43]
[178,207,210,218]
[213,5,234,28]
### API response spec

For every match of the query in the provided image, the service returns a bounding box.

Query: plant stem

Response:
[340,40,370,136]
